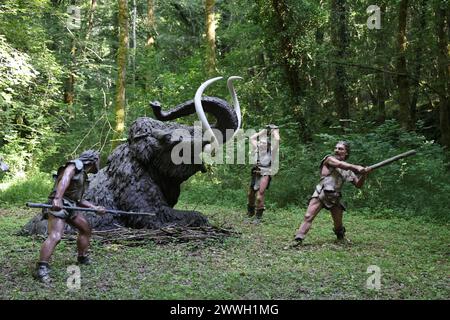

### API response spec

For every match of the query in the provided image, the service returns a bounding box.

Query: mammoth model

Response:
[22,77,243,234]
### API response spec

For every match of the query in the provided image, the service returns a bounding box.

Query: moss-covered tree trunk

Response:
[436,2,450,151]
[270,0,310,141]
[330,0,350,123]
[146,0,156,47]
[271,0,303,98]
[63,40,76,106]
[144,0,156,91]
[409,0,427,130]
[85,0,97,40]
[396,0,412,130]
[113,0,129,150]
[374,3,387,123]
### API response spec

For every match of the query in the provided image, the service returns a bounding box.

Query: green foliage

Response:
[0,1,65,173]
[0,172,53,207]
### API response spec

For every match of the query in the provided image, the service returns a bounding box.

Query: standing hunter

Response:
[294,141,371,244]
[35,150,106,284]
[247,124,280,222]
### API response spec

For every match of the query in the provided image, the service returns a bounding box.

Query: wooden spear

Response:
[368,150,417,171]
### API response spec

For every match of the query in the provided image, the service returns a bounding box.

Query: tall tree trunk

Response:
[146,0,156,47]
[63,72,75,104]
[270,0,310,141]
[330,0,350,123]
[64,41,76,106]
[409,0,427,130]
[396,0,412,130]
[145,0,156,91]
[205,0,217,75]
[436,3,450,150]
[271,0,303,98]
[85,0,97,40]
[131,0,137,96]
[113,0,129,149]
[374,3,387,123]
[64,0,97,107]
[132,0,137,52]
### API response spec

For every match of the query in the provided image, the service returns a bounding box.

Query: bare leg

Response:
[256,176,270,209]
[39,215,65,262]
[67,214,92,257]
[295,198,323,240]
[330,206,345,239]
[330,206,344,231]
[247,187,256,207]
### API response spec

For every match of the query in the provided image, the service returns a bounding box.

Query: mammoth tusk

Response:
[195,76,223,150]
[227,76,243,131]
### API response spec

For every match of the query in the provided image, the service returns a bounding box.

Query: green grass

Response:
[0,202,448,299]
[0,172,53,207]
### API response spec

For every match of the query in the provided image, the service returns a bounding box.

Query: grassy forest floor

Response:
[0,202,448,300]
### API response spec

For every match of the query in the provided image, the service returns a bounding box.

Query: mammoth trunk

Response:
[151,97,238,145]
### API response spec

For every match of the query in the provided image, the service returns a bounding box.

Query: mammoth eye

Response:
[167,134,185,144]
[132,133,148,140]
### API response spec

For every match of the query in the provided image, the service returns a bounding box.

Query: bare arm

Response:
[51,164,76,210]
[78,199,97,209]
[325,156,365,174]
[78,199,106,214]
[326,156,372,188]
[271,130,280,149]
[353,171,370,188]
[249,129,267,160]
[270,130,280,171]
[249,132,258,150]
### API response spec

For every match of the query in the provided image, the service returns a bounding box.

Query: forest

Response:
[0,0,449,300]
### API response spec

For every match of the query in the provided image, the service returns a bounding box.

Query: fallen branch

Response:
[53,225,240,246]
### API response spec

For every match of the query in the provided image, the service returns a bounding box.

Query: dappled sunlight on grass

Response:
[0,172,53,207]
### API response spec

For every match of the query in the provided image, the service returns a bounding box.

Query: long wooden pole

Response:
[26,203,155,216]
[368,150,416,170]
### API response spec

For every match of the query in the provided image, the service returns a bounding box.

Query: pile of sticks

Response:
[59,225,238,246]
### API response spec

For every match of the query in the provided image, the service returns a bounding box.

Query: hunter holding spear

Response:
[293,141,371,244]
[34,150,106,284]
